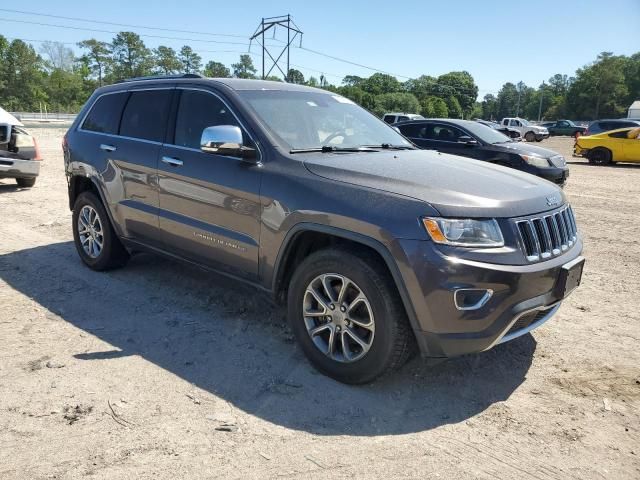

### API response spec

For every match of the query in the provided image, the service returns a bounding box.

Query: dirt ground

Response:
[0,129,638,480]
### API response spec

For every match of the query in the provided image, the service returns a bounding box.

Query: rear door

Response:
[157,87,262,279]
[621,129,640,161]
[111,88,173,246]
[77,89,171,246]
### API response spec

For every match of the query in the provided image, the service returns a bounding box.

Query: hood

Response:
[498,141,563,159]
[0,107,24,127]
[303,149,565,218]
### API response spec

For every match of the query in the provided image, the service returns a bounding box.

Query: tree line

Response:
[0,32,637,121]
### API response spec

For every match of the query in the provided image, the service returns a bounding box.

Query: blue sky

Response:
[1,0,639,96]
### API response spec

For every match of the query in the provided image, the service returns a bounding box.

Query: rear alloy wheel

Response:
[72,191,129,270]
[524,131,535,142]
[588,147,612,166]
[288,248,415,384]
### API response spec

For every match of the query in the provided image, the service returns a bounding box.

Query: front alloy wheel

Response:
[303,274,375,363]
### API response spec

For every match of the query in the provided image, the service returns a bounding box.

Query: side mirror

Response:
[458,135,478,145]
[200,125,257,161]
[0,123,11,145]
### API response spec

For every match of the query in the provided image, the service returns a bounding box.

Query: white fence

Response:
[11,112,77,123]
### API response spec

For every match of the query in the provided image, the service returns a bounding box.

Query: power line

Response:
[0,18,250,46]
[0,8,248,38]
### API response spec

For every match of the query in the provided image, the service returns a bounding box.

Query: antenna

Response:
[250,14,303,81]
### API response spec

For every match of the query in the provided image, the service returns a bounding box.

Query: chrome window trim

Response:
[77,85,262,162]
[173,86,262,163]
[77,87,175,138]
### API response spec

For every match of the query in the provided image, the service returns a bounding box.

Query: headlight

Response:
[520,154,551,168]
[422,217,504,247]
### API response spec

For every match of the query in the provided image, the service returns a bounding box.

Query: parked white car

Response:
[0,108,41,188]
[383,112,424,124]
[501,117,549,142]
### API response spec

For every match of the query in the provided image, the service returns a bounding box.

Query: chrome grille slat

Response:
[515,205,578,262]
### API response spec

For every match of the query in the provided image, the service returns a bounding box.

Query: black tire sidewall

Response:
[72,191,121,270]
[288,250,403,384]
[16,177,36,188]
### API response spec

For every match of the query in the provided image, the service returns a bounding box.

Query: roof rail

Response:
[116,73,204,84]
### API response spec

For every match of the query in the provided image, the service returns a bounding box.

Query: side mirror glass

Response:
[0,123,11,145]
[458,135,477,145]
[200,125,256,160]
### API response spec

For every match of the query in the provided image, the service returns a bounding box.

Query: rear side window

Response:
[174,90,241,149]
[81,92,129,134]
[120,90,173,142]
[609,130,632,138]
[383,115,395,124]
[397,116,409,123]
[398,123,424,138]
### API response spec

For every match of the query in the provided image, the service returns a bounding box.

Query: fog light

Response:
[454,289,493,311]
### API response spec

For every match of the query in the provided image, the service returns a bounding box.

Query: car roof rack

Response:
[116,73,204,83]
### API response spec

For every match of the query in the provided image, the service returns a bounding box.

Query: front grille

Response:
[506,310,547,336]
[515,205,578,262]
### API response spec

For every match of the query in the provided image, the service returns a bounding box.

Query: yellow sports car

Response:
[574,127,640,165]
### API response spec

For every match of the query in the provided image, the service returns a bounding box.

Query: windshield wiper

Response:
[289,145,381,154]
[361,143,415,150]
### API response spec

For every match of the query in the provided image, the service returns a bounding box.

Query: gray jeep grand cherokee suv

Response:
[63,74,584,384]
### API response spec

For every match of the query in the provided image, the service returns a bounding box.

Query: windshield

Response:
[239,90,411,150]
[464,122,512,144]
[519,119,531,126]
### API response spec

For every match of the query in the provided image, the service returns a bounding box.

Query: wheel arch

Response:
[68,174,122,237]
[271,223,420,337]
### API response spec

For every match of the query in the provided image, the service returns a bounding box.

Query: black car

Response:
[394,119,569,185]
[584,119,640,136]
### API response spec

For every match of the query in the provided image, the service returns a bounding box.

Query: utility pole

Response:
[250,15,303,81]
[538,82,545,121]
[515,81,524,117]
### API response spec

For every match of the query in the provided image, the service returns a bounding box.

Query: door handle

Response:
[161,156,183,167]
[99,144,116,152]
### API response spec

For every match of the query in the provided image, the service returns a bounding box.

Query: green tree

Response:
[110,32,153,81]
[496,82,519,119]
[39,41,75,71]
[203,61,230,78]
[178,46,202,74]
[0,39,46,111]
[306,76,319,87]
[232,54,257,79]
[481,94,498,120]
[78,39,111,86]
[361,73,401,96]
[342,75,365,87]
[567,52,628,119]
[372,92,420,117]
[405,75,437,101]
[286,68,305,84]
[153,46,181,74]
[445,95,462,118]
[436,71,478,117]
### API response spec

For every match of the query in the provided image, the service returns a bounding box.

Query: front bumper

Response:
[535,132,550,140]
[395,238,583,358]
[0,157,41,179]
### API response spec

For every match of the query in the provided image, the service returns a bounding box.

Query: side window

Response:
[609,130,631,139]
[174,90,242,149]
[120,90,172,142]
[431,125,462,142]
[398,123,423,138]
[397,116,409,123]
[383,115,395,124]
[81,92,129,134]
[558,121,568,127]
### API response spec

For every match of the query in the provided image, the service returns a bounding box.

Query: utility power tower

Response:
[250,15,303,81]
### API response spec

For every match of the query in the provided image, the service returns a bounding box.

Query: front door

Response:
[157,88,262,279]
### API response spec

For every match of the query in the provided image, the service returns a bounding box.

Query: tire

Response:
[587,147,612,166]
[16,177,36,188]
[287,248,415,384]
[72,191,129,270]
[524,131,535,142]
